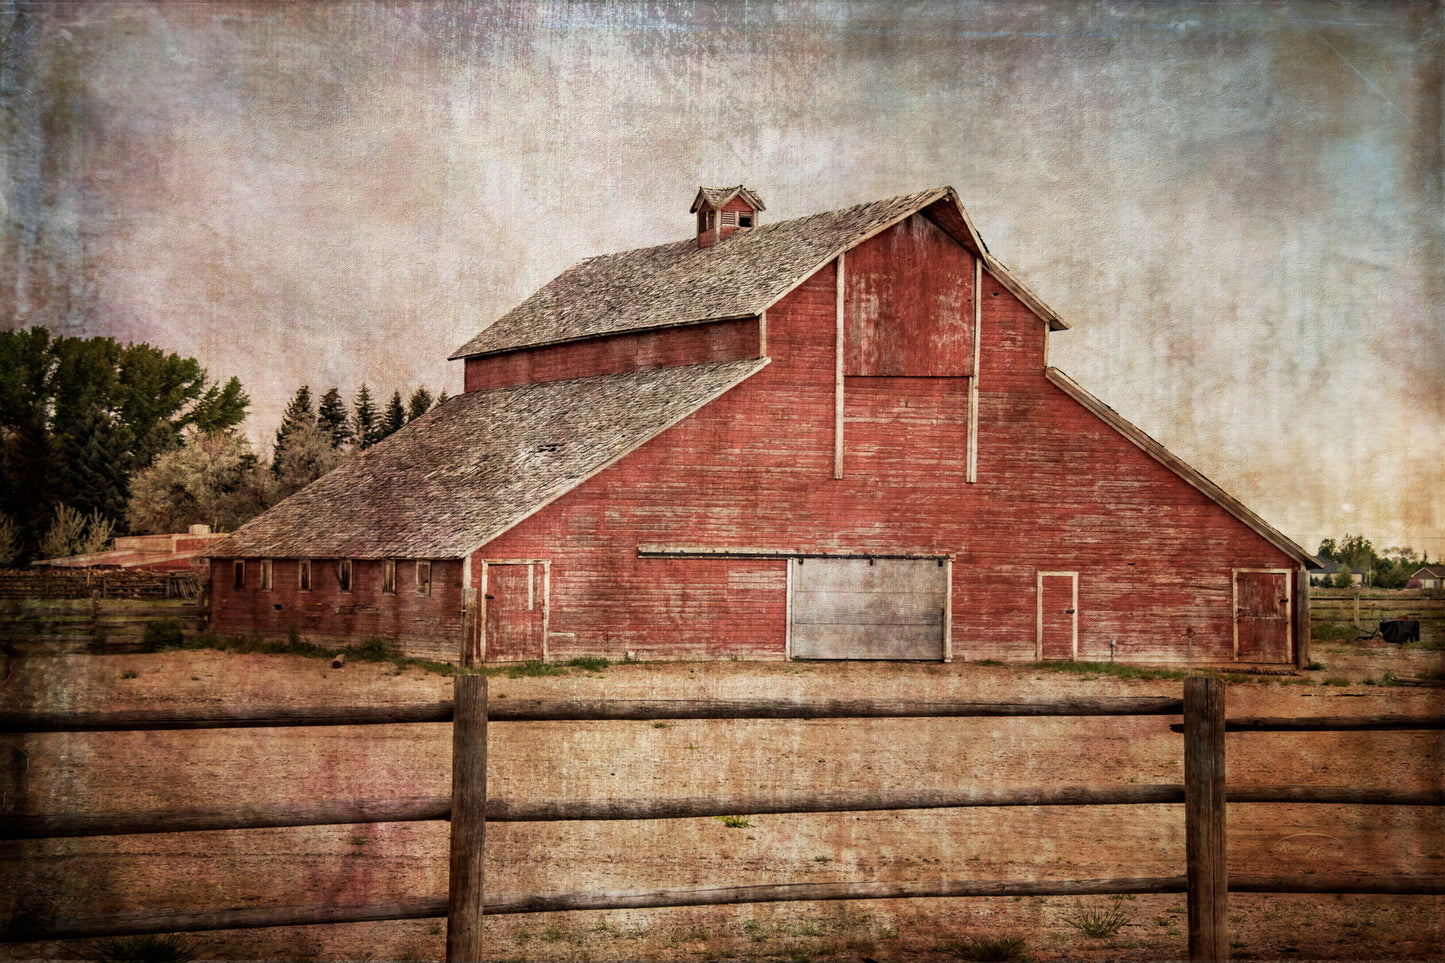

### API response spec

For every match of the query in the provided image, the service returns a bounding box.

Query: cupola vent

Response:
[691,185,764,248]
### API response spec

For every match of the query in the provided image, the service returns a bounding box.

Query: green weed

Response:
[1323,677,1351,687]
[87,934,201,962]
[1065,894,1134,939]
[119,669,138,680]
[566,656,610,671]
[717,814,751,828]
[1305,660,1325,671]
[949,933,1029,961]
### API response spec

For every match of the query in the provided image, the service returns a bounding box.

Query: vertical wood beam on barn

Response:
[1184,676,1228,963]
[966,258,982,483]
[834,253,845,479]
[447,674,488,962]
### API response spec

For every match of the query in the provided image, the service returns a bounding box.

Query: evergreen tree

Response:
[406,387,434,422]
[272,386,316,474]
[317,387,352,449]
[434,389,450,407]
[380,390,406,440]
[353,384,381,449]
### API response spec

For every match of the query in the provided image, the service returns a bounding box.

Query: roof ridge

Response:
[585,188,948,262]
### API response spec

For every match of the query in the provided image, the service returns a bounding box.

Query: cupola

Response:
[691,185,764,248]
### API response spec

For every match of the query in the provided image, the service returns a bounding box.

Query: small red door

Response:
[483,562,547,662]
[1037,572,1078,660]
[1235,569,1291,663]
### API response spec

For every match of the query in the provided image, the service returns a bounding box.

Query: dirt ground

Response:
[2,638,1442,963]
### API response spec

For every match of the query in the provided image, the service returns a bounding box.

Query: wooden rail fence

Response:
[3,678,1441,962]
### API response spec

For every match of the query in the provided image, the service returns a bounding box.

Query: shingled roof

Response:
[207,359,768,560]
[449,187,1067,360]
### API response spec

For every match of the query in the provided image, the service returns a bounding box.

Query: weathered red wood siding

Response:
[208,558,464,661]
[845,213,975,376]
[464,317,759,392]
[210,216,1299,663]
[474,218,1297,663]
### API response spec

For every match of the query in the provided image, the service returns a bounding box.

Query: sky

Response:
[2,0,1441,557]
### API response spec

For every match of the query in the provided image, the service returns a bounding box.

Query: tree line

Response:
[0,328,445,566]
[1313,534,1429,589]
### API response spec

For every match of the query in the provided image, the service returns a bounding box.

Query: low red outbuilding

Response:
[207,186,1318,665]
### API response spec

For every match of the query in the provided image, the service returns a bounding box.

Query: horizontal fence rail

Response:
[1,695,1186,733]
[11,784,1445,841]
[0,703,456,733]
[1169,714,1445,733]
[11,873,1445,944]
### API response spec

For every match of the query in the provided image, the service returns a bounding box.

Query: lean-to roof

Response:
[1044,368,1319,569]
[450,187,1067,361]
[207,359,767,560]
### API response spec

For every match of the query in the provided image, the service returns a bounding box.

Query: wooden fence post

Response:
[1294,570,1311,669]
[447,673,487,962]
[1184,676,1227,962]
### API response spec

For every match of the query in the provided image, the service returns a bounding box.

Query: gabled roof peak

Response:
[691,185,765,213]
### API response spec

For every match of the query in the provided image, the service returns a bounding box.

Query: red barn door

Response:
[1234,569,1292,663]
[1036,572,1078,660]
[483,561,548,662]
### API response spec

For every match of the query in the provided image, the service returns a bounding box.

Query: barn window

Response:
[721,210,738,226]
[697,209,707,234]
[260,559,273,591]
[382,559,396,596]
[337,559,352,593]
[416,561,432,597]
[233,560,245,590]
[299,559,312,592]
[738,213,753,228]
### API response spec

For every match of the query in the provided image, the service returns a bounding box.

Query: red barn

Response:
[207,186,1317,665]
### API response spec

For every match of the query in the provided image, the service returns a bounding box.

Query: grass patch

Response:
[948,933,1029,961]
[973,659,1004,666]
[139,618,185,653]
[716,814,751,828]
[494,660,569,678]
[565,656,610,671]
[1029,660,1185,681]
[1323,676,1351,687]
[144,631,592,678]
[87,934,201,962]
[1305,659,1325,671]
[1309,621,1357,641]
[1065,895,1135,939]
[119,669,138,680]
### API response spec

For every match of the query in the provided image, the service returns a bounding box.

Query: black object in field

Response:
[1378,619,1421,645]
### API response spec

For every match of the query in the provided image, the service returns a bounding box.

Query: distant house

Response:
[1408,566,1445,590]
[34,525,224,572]
[1310,557,1362,587]
[206,185,1318,665]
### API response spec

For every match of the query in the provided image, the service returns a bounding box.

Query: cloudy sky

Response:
[3,0,1440,556]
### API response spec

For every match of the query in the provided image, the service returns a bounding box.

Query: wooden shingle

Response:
[206,359,767,560]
